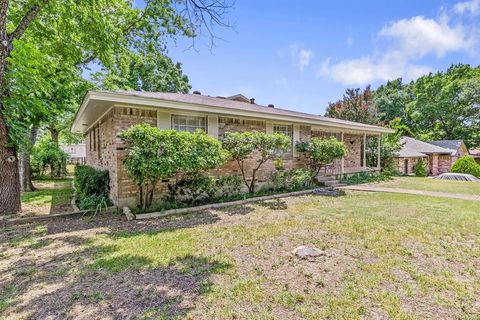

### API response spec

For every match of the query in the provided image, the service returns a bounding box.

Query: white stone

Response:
[292,245,324,259]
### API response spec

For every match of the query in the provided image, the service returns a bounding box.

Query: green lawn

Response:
[1,191,479,319]
[20,178,73,215]
[375,176,480,195]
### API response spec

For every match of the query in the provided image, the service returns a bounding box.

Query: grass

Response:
[1,191,480,319]
[20,178,73,215]
[376,176,480,195]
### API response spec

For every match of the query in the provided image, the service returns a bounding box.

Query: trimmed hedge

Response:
[74,165,111,210]
[451,156,480,178]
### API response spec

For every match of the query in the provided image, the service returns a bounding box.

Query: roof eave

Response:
[73,91,394,135]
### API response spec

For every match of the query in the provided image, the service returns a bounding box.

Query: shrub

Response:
[74,165,111,210]
[120,124,228,210]
[296,137,346,181]
[451,156,480,178]
[340,171,391,185]
[167,174,217,206]
[223,131,291,193]
[215,175,243,199]
[413,158,428,177]
[271,168,313,191]
[31,135,68,177]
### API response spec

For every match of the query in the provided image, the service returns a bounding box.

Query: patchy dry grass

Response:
[1,191,479,319]
[376,176,480,195]
[20,178,73,216]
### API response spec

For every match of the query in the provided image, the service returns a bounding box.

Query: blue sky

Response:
[165,0,480,115]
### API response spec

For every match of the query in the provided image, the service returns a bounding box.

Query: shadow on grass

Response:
[256,198,288,210]
[1,229,233,319]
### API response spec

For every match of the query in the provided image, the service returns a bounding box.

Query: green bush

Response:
[167,174,217,206]
[340,171,391,185]
[413,158,428,177]
[296,137,346,181]
[451,156,480,178]
[31,135,68,177]
[120,124,228,210]
[215,175,243,199]
[74,165,111,210]
[271,168,313,191]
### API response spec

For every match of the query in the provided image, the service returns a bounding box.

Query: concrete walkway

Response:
[340,185,480,202]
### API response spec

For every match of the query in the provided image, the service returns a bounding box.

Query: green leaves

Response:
[119,124,228,209]
[297,137,346,178]
[223,131,291,193]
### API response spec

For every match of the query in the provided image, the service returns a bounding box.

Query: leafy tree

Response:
[0,0,233,214]
[223,132,291,193]
[30,134,68,178]
[373,78,413,125]
[296,137,346,181]
[407,64,480,146]
[92,49,191,93]
[120,124,227,210]
[325,86,379,125]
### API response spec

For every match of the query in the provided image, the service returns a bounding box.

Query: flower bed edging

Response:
[134,188,318,220]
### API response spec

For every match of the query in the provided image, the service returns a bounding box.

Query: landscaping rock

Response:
[292,245,325,259]
[313,188,345,197]
[123,207,135,221]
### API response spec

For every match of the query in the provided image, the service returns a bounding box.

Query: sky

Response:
[163,0,480,115]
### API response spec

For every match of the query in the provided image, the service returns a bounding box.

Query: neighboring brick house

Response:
[393,137,468,176]
[71,91,393,207]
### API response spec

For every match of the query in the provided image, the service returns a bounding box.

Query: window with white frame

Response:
[273,124,293,154]
[171,115,207,133]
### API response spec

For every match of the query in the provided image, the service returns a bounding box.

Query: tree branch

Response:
[8,0,49,41]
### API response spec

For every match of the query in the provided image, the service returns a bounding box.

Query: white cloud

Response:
[319,14,476,85]
[289,45,314,71]
[454,0,480,15]
[379,16,473,58]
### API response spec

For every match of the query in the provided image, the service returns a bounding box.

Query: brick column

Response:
[431,153,439,176]
[340,132,345,175]
[363,133,367,169]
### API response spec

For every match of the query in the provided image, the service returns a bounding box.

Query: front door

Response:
[404,159,408,175]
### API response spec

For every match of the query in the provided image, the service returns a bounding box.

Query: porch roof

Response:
[71,91,394,135]
[395,136,454,158]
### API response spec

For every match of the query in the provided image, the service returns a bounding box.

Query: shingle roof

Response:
[428,140,463,152]
[395,136,454,157]
[108,91,392,133]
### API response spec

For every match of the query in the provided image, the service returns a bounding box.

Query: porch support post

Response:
[377,134,381,170]
[363,133,367,170]
[340,132,345,175]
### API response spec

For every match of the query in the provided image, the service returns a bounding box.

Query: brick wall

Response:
[395,157,424,175]
[84,107,366,207]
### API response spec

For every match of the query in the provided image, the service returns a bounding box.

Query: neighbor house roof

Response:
[428,140,464,153]
[71,90,394,134]
[395,136,454,158]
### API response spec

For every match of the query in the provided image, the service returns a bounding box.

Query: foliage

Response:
[167,174,217,206]
[120,124,228,210]
[325,86,379,124]
[373,78,413,125]
[215,175,243,199]
[92,49,191,93]
[223,131,291,193]
[30,135,68,178]
[296,137,346,180]
[340,171,391,185]
[451,156,480,178]
[413,159,428,177]
[74,165,111,210]
[271,168,313,191]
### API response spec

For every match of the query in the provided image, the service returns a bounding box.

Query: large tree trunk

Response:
[19,126,37,192]
[49,126,59,145]
[0,114,21,215]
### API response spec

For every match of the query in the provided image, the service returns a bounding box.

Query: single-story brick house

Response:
[71,91,393,207]
[393,137,469,176]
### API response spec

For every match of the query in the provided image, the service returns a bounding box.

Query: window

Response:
[273,124,293,138]
[171,115,207,133]
[273,124,293,154]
